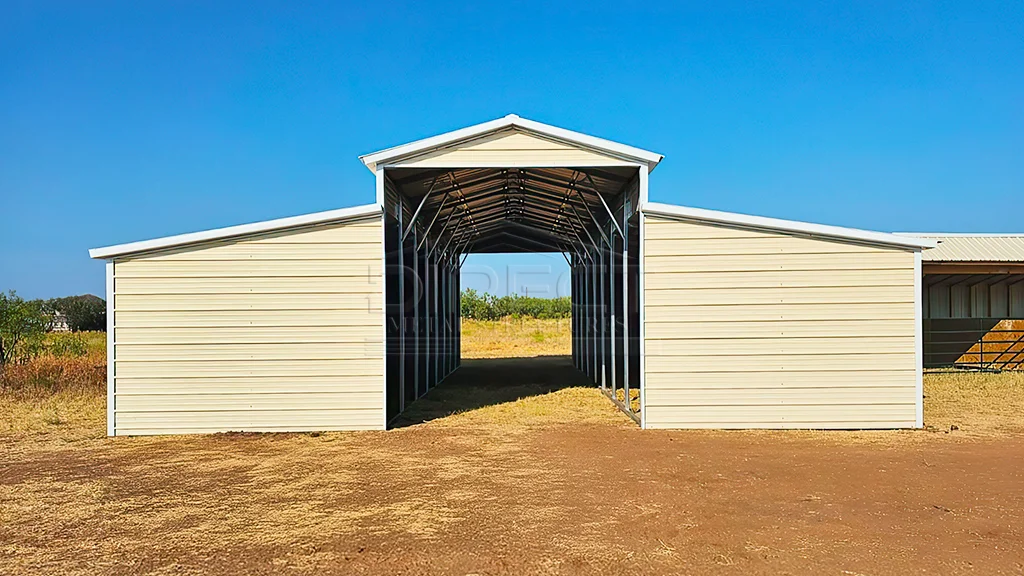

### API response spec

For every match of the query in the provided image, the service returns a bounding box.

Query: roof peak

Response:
[359,114,663,173]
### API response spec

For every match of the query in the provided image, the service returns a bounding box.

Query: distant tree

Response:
[0,291,48,366]
[46,295,106,332]
[460,289,571,320]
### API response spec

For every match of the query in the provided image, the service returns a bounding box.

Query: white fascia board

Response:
[89,203,383,259]
[895,232,1024,237]
[359,114,664,173]
[641,202,937,250]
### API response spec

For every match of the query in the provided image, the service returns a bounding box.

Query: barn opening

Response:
[381,165,643,426]
[913,234,1024,370]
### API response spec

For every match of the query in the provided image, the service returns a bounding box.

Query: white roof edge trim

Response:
[359,114,664,173]
[89,203,383,259]
[894,232,1024,237]
[640,202,937,250]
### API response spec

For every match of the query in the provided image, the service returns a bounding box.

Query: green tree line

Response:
[0,291,104,366]
[460,289,570,320]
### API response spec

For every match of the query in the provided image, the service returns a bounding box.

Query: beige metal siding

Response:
[111,217,384,435]
[393,130,630,168]
[643,216,918,429]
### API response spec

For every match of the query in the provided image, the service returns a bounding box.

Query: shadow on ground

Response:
[390,355,595,428]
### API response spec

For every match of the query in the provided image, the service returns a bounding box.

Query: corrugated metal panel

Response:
[1012,282,1024,316]
[645,286,914,306]
[646,387,915,405]
[645,237,900,256]
[913,235,1024,262]
[111,218,385,436]
[645,252,911,273]
[645,370,916,388]
[643,216,917,429]
[113,410,382,436]
[646,319,914,339]
[645,302,915,322]
[645,269,915,289]
[645,353,915,373]
[392,131,628,168]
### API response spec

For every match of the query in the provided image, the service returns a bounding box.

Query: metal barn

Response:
[90,115,936,435]
[908,234,1024,370]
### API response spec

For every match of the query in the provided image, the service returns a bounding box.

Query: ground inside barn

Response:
[3,356,1023,575]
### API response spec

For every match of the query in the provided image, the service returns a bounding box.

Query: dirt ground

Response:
[3,356,1024,575]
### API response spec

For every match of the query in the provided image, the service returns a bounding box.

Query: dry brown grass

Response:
[924,369,1024,435]
[2,323,1024,443]
[422,385,629,429]
[394,356,630,430]
[614,387,641,413]
[460,318,570,358]
[1,334,106,443]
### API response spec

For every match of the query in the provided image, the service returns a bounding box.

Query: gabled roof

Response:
[894,233,1024,261]
[359,114,664,173]
[642,202,936,250]
[89,203,381,260]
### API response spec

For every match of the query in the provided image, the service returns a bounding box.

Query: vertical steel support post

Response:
[609,219,617,398]
[593,242,598,383]
[572,258,578,369]
[618,203,626,409]
[599,233,607,388]
[412,229,420,398]
[424,235,431,390]
[432,245,439,385]
[397,199,406,413]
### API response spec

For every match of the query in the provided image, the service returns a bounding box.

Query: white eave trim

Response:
[895,232,1024,237]
[359,114,664,173]
[89,203,383,259]
[640,202,937,250]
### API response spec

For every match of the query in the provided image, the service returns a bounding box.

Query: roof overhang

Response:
[642,202,937,251]
[359,114,664,174]
[894,233,1024,262]
[89,203,382,260]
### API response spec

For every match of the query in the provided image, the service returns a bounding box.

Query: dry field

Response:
[2,321,1024,575]
[460,317,571,358]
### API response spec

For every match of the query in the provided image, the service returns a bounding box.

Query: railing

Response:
[924,318,1024,371]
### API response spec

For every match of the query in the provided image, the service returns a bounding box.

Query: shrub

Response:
[0,291,48,366]
[460,289,571,320]
[0,353,105,395]
[45,333,89,358]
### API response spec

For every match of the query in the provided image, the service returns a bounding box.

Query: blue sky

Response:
[2,1,1021,299]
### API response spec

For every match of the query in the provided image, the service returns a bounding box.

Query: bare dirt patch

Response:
[3,323,1024,574]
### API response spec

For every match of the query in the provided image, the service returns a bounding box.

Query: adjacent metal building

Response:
[91,115,936,435]
[901,234,1024,370]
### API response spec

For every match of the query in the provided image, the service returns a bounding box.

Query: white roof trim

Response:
[895,232,1024,237]
[641,202,936,250]
[359,114,664,173]
[89,203,382,259]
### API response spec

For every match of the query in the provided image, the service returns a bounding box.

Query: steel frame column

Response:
[424,235,431,390]
[571,257,578,369]
[432,245,440,385]
[622,204,630,413]
[609,219,617,397]
[412,228,421,398]
[593,242,598,381]
[600,232,607,388]
[397,200,406,413]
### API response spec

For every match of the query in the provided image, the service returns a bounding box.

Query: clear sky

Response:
[2,1,1021,299]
